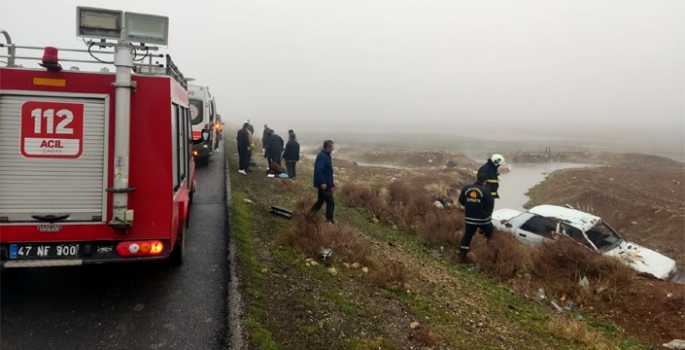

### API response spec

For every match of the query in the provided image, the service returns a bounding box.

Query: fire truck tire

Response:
[169,223,186,265]
[197,155,210,167]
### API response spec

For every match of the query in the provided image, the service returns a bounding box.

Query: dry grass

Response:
[368,259,408,289]
[546,317,619,350]
[285,197,373,266]
[339,181,461,247]
[469,231,534,280]
[531,237,636,305]
[415,211,463,246]
[471,234,637,305]
[411,326,439,347]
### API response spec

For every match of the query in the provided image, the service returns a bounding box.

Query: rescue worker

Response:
[236,122,251,175]
[478,154,506,199]
[310,140,336,223]
[456,172,495,263]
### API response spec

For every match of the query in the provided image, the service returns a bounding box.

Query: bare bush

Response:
[469,231,534,280]
[530,237,636,304]
[415,211,463,246]
[368,259,408,289]
[285,197,373,266]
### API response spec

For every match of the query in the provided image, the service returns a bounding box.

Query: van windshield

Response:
[189,99,203,125]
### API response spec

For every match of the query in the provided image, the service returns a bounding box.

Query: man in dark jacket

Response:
[456,172,495,263]
[478,154,506,199]
[283,133,300,179]
[236,122,251,175]
[264,130,284,166]
[261,125,269,151]
[310,140,335,223]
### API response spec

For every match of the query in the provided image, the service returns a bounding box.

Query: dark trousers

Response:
[286,161,297,178]
[459,223,494,255]
[238,149,250,170]
[310,187,334,222]
[268,154,282,166]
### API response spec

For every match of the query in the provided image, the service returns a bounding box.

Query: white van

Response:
[188,83,218,166]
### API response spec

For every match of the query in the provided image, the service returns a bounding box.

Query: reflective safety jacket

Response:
[478,159,500,198]
[458,182,494,226]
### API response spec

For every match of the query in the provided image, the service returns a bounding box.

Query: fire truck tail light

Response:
[116,240,164,257]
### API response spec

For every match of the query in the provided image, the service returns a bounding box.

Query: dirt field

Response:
[226,130,685,349]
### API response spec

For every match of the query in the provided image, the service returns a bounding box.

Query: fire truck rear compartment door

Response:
[0,93,108,222]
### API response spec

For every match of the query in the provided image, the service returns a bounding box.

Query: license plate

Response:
[9,243,80,259]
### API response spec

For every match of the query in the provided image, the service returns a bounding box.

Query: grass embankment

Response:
[227,136,651,350]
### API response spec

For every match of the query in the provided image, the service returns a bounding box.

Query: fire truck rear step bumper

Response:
[2,256,168,268]
[3,259,83,268]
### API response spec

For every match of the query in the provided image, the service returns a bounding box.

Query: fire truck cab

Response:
[0,8,198,267]
[188,83,218,166]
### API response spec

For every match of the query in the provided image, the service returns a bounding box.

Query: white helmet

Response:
[491,154,506,166]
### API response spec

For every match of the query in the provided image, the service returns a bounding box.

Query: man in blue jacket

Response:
[456,172,495,263]
[310,140,335,223]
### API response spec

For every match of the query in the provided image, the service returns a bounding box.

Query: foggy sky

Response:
[1,0,683,152]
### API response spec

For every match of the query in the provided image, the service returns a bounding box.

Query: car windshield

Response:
[189,99,204,125]
[585,222,625,252]
[559,223,595,250]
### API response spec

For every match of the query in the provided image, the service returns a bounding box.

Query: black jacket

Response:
[458,182,494,226]
[283,140,300,162]
[265,134,284,158]
[262,129,269,147]
[478,159,500,198]
[236,128,250,152]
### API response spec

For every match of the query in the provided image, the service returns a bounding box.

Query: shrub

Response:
[285,197,372,266]
[368,258,408,289]
[415,211,463,247]
[469,231,534,280]
[530,237,636,304]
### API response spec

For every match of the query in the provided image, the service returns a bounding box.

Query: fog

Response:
[1,0,683,156]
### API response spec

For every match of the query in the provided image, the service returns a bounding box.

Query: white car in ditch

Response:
[492,205,679,282]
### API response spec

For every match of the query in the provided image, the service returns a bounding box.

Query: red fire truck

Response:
[0,8,199,267]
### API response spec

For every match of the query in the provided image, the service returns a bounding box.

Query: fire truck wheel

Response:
[197,155,210,167]
[169,223,186,265]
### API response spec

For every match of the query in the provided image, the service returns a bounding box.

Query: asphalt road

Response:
[0,150,230,350]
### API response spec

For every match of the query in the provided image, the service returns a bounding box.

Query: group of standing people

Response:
[239,122,505,259]
[236,122,301,179]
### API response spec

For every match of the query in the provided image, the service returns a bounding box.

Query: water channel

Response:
[495,162,596,212]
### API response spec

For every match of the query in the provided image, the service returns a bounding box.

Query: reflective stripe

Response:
[460,246,470,250]
[487,179,499,183]
[491,192,497,196]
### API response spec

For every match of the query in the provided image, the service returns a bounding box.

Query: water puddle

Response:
[495,163,596,212]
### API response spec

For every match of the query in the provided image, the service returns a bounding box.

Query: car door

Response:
[516,215,557,246]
